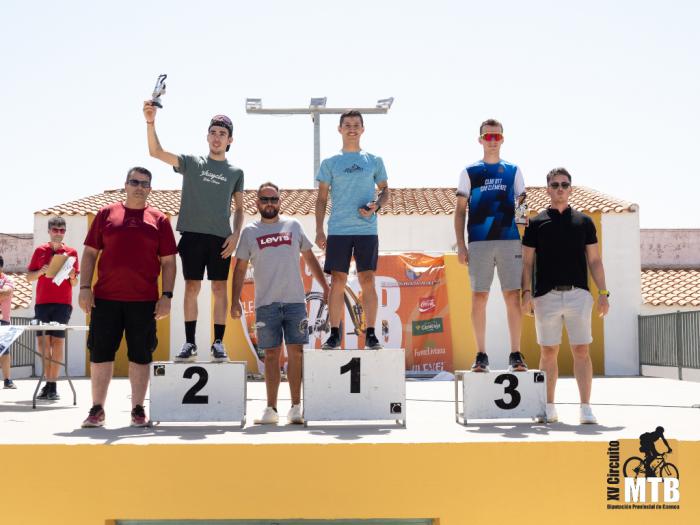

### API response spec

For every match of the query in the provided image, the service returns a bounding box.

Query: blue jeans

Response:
[255,302,309,350]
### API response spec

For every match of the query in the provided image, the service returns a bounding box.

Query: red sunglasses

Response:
[50,228,66,234]
[480,132,504,142]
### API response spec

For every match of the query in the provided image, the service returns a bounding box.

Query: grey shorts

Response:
[533,288,593,346]
[467,240,522,292]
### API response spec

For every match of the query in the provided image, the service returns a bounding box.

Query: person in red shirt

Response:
[78,167,177,428]
[27,216,79,400]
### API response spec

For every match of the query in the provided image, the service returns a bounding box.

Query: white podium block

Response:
[150,361,247,426]
[454,369,546,425]
[303,348,406,426]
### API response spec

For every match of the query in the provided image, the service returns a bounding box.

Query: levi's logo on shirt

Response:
[257,232,292,249]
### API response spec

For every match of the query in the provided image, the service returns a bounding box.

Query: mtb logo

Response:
[256,232,292,249]
[606,426,681,511]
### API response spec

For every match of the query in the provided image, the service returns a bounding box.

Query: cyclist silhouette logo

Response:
[622,426,679,480]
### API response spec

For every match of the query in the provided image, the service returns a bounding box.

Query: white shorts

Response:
[533,288,593,346]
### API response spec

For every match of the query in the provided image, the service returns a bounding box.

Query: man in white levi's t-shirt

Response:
[231,182,329,425]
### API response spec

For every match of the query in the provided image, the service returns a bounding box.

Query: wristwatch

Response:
[599,289,610,297]
[161,291,173,299]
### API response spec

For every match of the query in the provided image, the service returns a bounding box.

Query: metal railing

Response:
[8,316,36,374]
[639,311,700,379]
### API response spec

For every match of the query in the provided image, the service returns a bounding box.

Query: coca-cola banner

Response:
[231,252,453,373]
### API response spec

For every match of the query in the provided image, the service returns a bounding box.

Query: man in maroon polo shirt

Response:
[27,216,79,400]
[78,167,177,428]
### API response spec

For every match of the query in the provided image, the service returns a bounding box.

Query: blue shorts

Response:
[324,235,379,274]
[255,302,309,350]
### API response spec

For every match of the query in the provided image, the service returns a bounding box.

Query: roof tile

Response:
[37,186,635,217]
[6,273,32,310]
[641,269,700,307]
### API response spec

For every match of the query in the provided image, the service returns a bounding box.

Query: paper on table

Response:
[52,256,76,286]
[0,326,25,357]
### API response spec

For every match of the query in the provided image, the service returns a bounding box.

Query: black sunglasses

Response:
[127,179,151,189]
[258,196,280,204]
[549,182,571,190]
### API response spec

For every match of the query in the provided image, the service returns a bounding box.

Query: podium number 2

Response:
[340,357,361,393]
[183,366,209,404]
[494,373,520,409]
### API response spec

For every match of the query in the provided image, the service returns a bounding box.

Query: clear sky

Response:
[2,0,698,232]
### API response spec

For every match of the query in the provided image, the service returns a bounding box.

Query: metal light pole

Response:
[246,97,394,187]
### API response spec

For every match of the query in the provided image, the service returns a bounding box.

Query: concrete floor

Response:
[1,375,699,445]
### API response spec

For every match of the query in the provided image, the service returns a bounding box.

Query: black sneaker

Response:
[210,340,228,362]
[47,383,60,401]
[365,332,383,350]
[3,379,17,389]
[175,342,198,362]
[322,332,341,350]
[508,351,528,372]
[471,352,490,373]
[37,384,50,399]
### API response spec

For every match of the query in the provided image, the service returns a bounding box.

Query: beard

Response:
[260,207,279,219]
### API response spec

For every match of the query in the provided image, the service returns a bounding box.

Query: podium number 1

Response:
[340,357,361,393]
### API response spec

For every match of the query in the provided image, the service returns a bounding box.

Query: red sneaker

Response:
[81,405,105,428]
[130,404,150,427]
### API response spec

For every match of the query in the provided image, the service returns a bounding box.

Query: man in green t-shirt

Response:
[143,102,244,362]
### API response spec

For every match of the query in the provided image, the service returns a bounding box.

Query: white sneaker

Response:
[535,403,558,423]
[580,403,598,424]
[254,406,279,425]
[287,404,304,425]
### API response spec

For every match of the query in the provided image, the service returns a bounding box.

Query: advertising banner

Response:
[237,252,453,372]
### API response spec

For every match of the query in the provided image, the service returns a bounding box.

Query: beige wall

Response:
[0,233,32,272]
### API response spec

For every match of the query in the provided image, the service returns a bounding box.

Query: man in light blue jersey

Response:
[454,118,527,373]
[314,110,389,350]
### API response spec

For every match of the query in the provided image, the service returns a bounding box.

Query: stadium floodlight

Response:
[309,97,327,109]
[246,98,263,111]
[376,97,394,110]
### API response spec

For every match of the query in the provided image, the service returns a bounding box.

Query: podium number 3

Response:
[340,357,361,393]
[183,366,209,404]
[494,373,521,409]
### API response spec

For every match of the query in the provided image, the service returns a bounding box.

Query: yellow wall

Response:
[4,440,697,524]
[447,211,605,375]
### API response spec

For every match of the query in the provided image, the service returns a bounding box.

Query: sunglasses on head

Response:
[480,132,503,142]
[549,181,571,190]
[127,179,151,189]
[258,196,279,204]
[50,228,66,234]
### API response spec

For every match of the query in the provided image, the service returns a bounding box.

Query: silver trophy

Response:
[515,192,528,225]
[150,74,167,108]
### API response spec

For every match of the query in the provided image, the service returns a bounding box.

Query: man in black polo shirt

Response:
[521,167,609,425]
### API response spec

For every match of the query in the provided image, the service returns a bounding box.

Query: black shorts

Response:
[324,235,379,274]
[178,231,231,281]
[87,298,157,364]
[34,303,73,338]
